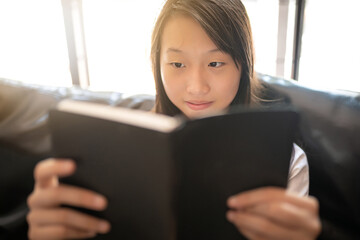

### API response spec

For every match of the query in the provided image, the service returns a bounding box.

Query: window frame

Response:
[61,0,306,87]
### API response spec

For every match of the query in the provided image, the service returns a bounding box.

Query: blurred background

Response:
[0,0,359,94]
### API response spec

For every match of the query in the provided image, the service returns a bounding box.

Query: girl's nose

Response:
[186,67,210,95]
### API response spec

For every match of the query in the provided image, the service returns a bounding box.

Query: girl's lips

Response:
[185,101,213,110]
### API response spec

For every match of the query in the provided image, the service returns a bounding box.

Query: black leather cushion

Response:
[1,75,359,239]
[258,73,360,239]
[0,78,155,239]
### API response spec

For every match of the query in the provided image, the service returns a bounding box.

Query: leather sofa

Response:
[0,79,154,239]
[259,73,360,239]
[0,74,359,239]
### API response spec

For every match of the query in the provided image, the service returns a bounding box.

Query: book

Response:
[49,99,299,240]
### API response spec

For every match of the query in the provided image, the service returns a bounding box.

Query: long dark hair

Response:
[151,0,261,116]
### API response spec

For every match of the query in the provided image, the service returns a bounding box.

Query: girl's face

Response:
[160,14,241,118]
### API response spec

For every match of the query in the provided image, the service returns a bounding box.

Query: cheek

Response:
[231,68,241,97]
[214,70,241,101]
[160,67,182,101]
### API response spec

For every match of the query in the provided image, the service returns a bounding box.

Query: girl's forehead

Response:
[161,14,218,53]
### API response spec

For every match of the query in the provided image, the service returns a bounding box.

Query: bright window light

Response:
[1,0,359,93]
[243,0,279,77]
[299,0,360,92]
[82,0,165,95]
[0,0,71,87]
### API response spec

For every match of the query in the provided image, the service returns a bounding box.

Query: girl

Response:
[27,0,321,239]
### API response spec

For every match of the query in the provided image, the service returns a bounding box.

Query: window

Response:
[0,0,71,87]
[298,0,360,92]
[81,0,165,94]
[243,0,297,80]
[1,0,359,93]
[81,0,298,93]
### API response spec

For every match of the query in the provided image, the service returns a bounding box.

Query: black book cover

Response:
[49,100,299,240]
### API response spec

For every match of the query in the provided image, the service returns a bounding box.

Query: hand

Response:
[226,187,321,240]
[27,158,111,239]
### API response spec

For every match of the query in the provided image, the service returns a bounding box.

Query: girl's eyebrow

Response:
[166,48,182,53]
[166,48,221,54]
[208,48,221,53]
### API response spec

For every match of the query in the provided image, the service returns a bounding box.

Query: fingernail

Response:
[228,196,237,206]
[98,221,110,233]
[226,211,235,222]
[94,196,106,209]
[62,161,74,171]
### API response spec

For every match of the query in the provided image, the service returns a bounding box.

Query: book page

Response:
[57,99,180,133]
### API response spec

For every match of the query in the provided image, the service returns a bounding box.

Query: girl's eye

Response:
[208,62,224,68]
[171,62,185,68]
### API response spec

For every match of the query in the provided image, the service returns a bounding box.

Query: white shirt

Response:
[287,143,309,196]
